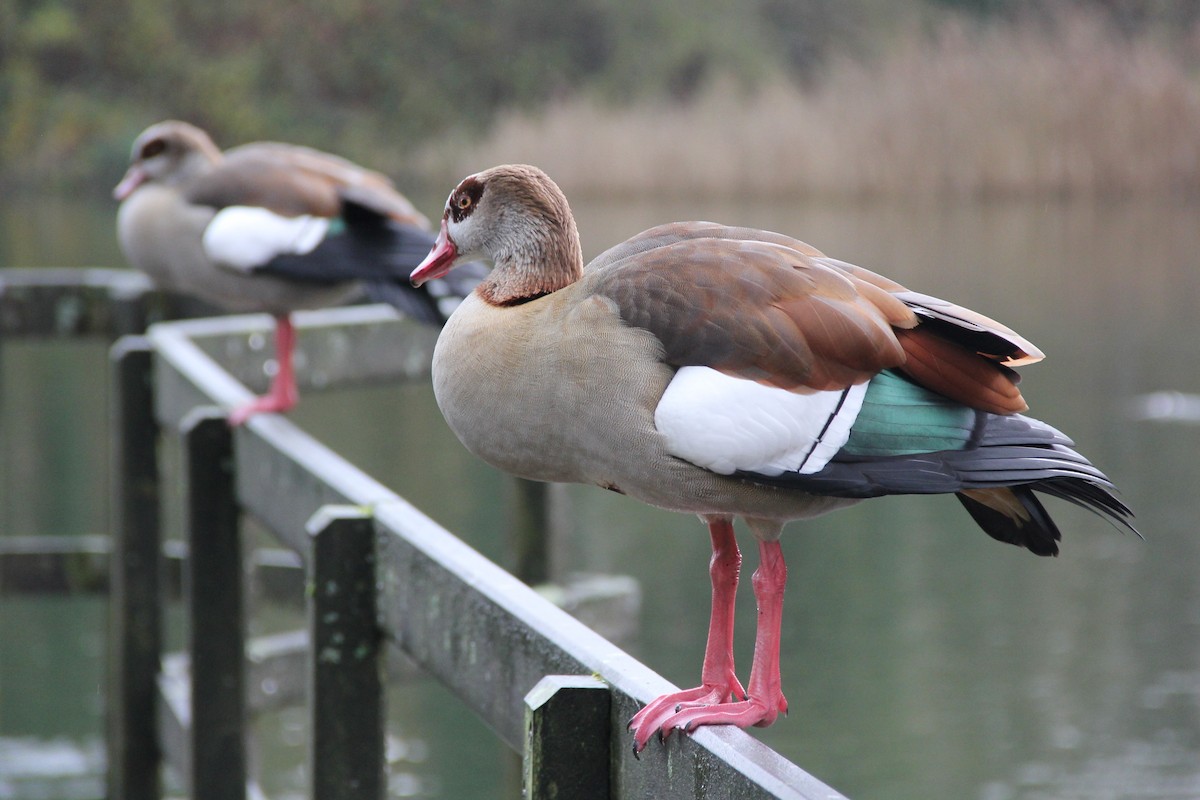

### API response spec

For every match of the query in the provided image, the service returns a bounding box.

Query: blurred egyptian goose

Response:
[411,164,1136,752]
[114,120,484,424]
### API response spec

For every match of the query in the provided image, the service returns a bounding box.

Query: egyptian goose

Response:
[410,164,1136,752]
[114,120,484,424]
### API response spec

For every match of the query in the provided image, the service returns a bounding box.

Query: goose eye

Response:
[454,193,472,210]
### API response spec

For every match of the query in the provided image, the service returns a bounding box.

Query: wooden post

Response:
[523,675,611,800]
[181,408,246,799]
[106,336,163,800]
[306,506,384,800]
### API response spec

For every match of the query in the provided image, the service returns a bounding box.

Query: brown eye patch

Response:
[449,176,484,222]
[141,138,167,159]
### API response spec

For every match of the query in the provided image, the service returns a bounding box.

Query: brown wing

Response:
[185,142,429,226]
[590,222,1037,414]
[591,232,916,391]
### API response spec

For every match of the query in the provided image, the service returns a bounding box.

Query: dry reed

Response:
[418,10,1200,199]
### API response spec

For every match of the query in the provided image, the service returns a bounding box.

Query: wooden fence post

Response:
[106,335,163,800]
[181,408,246,800]
[306,506,384,799]
[523,675,611,800]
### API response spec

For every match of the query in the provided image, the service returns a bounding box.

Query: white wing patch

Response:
[655,366,868,477]
[202,206,330,271]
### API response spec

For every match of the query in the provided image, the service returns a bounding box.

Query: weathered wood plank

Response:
[307,507,384,800]
[0,537,302,599]
[0,534,110,593]
[524,676,611,800]
[147,306,436,428]
[372,498,844,800]
[0,267,209,337]
[106,336,163,800]
[181,409,247,800]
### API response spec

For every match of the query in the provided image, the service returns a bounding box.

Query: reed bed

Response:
[419,11,1200,200]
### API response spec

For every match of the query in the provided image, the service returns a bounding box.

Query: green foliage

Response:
[0,0,917,190]
[1,0,1196,192]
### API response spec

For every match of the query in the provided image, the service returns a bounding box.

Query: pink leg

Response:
[631,535,789,752]
[629,516,747,752]
[228,315,300,426]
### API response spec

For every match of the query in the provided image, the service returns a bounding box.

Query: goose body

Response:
[412,164,1136,751]
[114,120,483,422]
[435,269,862,523]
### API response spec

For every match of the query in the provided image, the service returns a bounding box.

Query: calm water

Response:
[2,192,1198,800]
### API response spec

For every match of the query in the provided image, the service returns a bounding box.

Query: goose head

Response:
[114,120,222,200]
[411,164,583,304]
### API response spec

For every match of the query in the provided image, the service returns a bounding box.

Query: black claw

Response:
[632,740,641,760]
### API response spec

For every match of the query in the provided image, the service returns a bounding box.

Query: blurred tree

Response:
[2,0,1194,191]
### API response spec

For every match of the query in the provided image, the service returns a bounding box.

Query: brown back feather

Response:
[588,220,1034,413]
[187,142,428,225]
[593,235,910,389]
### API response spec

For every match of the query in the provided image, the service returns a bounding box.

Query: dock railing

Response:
[1,268,850,800]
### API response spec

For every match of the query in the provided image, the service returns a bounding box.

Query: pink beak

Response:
[411,218,459,286]
[112,166,147,201]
